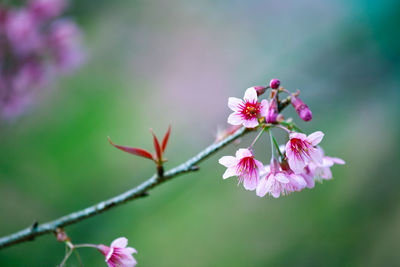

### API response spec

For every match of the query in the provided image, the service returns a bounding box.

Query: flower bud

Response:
[269,79,280,89]
[291,96,312,121]
[253,86,267,96]
[266,99,278,123]
[55,228,69,242]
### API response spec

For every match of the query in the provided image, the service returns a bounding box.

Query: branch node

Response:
[139,192,149,198]
[189,165,200,171]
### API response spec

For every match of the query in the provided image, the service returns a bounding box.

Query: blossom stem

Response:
[74,249,83,267]
[59,247,74,267]
[250,126,267,148]
[268,131,275,158]
[74,244,98,249]
[273,124,291,134]
[271,135,284,160]
[279,121,304,133]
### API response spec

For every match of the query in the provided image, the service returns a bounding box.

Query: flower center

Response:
[239,101,260,120]
[290,138,312,158]
[236,156,257,181]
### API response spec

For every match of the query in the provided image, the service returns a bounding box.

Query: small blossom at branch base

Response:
[97,237,137,267]
[215,125,241,143]
[291,95,312,121]
[227,87,268,128]
[219,148,263,191]
[285,131,324,174]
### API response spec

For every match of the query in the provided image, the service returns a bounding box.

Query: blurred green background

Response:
[1,0,400,266]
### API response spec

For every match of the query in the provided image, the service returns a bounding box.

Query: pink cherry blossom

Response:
[256,158,306,198]
[305,147,345,183]
[97,237,137,267]
[285,131,324,174]
[218,148,264,191]
[227,87,268,128]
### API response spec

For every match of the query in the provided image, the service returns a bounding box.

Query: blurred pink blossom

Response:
[29,0,66,20]
[0,1,84,119]
[5,9,42,55]
[48,19,84,73]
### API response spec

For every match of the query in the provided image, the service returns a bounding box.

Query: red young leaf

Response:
[108,137,153,160]
[161,125,171,153]
[150,129,162,161]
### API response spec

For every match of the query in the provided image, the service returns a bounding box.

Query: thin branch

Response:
[0,96,291,250]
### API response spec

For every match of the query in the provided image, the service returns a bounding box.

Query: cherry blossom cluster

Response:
[55,229,137,267]
[219,79,345,198]
[0,0,84,119]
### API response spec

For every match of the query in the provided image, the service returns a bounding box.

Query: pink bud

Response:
[55,228,69,242]
[269,79,280,89]
[291,96,312,121]
[266,99,278,123]
[253,86,267,96]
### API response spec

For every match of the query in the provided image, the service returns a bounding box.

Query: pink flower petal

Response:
[259,99,269,117]
[228,97,243,112]
[227,112,243,125]
[329,157,345,165]
[271,189,281,198]
[275,173,289,183]
[243,87,257,102]
[223,166,237,179]
[242,118,259,128]
[105,247,114,261]
[320,167,332,179]
[307,131,324,146]
[302,173,315,188]
[256,178,268,197]
[309,148,323,164]
[254,159,264,171]
[288,156,306,174]
[291,174,307,189]
[289,132,307,141]
[243,176,258,191]
[235,148,253,159]
[218,156,238,167]
[125,247,137,254]
[111,237,128,248]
